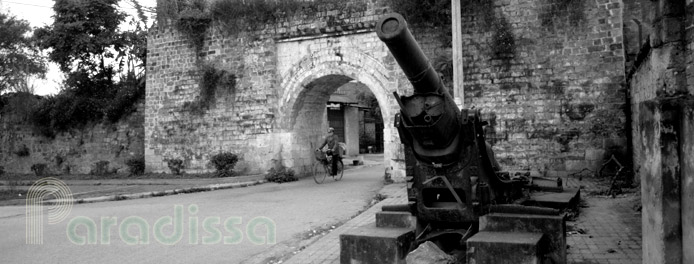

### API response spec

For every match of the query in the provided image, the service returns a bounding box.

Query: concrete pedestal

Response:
[340,224,415,264]
[375,211,416,228]
[466,231,545,264]
[479,213,566,264]
[525,188,580,209]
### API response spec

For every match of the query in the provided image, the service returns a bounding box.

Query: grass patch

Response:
[0,189,26,201]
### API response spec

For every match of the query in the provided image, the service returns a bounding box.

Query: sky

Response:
[1,0,156,95]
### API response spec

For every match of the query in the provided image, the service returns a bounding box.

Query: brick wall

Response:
[0,94,144,175]
[147,0,634,179]
[459,0,627,175]
[146,0,399,175]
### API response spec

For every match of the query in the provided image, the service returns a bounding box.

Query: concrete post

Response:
[640,99,683,264]
[451,0,464,109]
[682,101,694,264]
[344,106,360,156]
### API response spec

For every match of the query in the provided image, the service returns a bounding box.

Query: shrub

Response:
[93,161,110,175]
[31,163,48,176]
[183,63,236,115]
[176,3,210,53]
[210,152,238,177]
[126,156,145,175]
[28,71,145,137]
[14,144,30,157]
[167,158,184,175]
[265,166,297,183]
[0,166,4,176]
[104,76,145,123]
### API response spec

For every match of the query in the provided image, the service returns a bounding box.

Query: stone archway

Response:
[277,44,398,177]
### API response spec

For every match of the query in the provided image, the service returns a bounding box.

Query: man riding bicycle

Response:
[317,127,341,176]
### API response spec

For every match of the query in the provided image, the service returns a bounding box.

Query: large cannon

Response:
[364,13,571,263]
[377,13,524,232]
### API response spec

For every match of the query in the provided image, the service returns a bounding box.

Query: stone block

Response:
[479,213,566,264]
[584,148,606,161]
[526,188,581,209]
[340,224,415,264]
[466,231,545,264]
[375,211,416,228]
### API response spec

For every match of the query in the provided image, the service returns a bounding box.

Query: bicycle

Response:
[313,149,344,184]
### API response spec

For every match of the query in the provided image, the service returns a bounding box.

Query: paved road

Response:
[0,165,385,264]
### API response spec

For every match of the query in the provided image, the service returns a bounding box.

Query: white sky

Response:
[1,0,156,95]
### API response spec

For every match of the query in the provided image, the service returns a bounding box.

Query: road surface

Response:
[0,165,385,263]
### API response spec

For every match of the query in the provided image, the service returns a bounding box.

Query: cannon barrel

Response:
[376,13,460,155]
[376,13,447,95]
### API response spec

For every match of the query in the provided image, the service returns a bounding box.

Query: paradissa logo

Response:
[26,177,73,244]
[66,205,276,245]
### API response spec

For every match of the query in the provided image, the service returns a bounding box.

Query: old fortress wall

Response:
[3,0,637,181]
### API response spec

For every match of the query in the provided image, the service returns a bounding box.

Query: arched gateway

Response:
[145,27,409,181]
[275,33,399,177]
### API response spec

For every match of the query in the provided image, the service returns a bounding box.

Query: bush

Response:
[126,156,145,175]
[14,144,30,157]
[31,163,48,176]
[28,71,145,137]
[104,76,145,123]
[265,166,297,183]
[167,158,184,175]
[93,160,110,175]
[0,166,4,176]
[210,152,238,177]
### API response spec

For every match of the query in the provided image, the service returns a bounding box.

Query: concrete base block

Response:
[525,188,580,209]
[480,213,566,264]
[375,211,416,228]
[466,231,545,264]
[340,224,415,264]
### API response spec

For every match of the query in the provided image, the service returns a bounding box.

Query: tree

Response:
[28,0,149,135]
[34,0,127,76]
[33,0,148,94]
[0,12,47,93]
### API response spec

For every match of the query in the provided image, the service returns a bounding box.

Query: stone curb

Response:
[42,180,267,205]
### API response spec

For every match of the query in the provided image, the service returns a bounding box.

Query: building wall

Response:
[146,0,401,175]
[147,0,632,180]
[0,94,144,175]
[459,0,628,175]
[627,0,692,263]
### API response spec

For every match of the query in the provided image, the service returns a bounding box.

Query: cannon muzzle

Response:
[376,13,446,95]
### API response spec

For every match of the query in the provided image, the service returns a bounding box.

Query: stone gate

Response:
[275,32,401,178]
[145,0,632,181]
[145,3,413,178]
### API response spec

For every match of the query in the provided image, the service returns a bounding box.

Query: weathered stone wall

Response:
[147,0,635,180]
[146,0,401,175]
[0,93,145,175]
[627,0,692,263]
[459,0,627,175]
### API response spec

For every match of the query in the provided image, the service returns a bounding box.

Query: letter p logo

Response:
[26,177,73,244]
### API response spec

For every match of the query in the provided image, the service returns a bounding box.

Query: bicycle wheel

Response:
[333,160,344,181]
[313,162,327,184]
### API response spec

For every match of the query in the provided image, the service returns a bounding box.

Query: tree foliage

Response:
[27,0,148,136]
[0,12,47,93]
[34,0,127,74]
